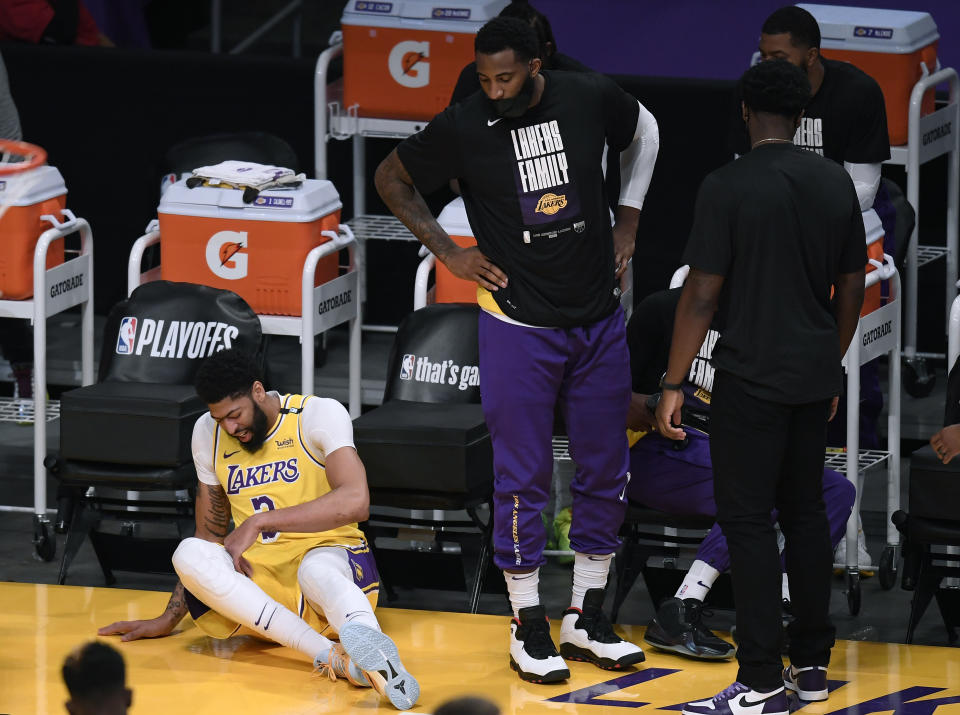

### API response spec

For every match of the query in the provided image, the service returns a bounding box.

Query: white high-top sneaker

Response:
[559,588,645,670]
[509,605,570,683]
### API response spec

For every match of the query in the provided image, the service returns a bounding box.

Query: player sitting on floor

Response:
[98,348,419,711]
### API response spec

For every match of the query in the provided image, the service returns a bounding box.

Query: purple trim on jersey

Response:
[627,434,855,573]
[479,309,631,570]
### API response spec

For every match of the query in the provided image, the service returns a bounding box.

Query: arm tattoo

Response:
[376,152,458,260]
[202,483,230,539]
[164,581,188,622]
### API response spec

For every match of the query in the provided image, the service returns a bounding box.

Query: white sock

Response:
[172,537,332,663]
[571,552,612,609]
[504,568,540,618]
[782,572,791,603]
[298,546,380,633]
[674,559,720,602]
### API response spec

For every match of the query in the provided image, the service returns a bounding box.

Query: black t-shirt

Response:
[397,70,640,328]
[682,143,867,403]
[731,58,890,165]
[627,287,717,415]
[449,53,593,106]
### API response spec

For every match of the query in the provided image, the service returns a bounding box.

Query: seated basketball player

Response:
[98,348,419,711]
[625,287,856,664]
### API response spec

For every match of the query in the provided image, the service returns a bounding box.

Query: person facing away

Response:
[655,58,865,715]
[623,287,856,662]
[62,641,131,715]
[374,15,659,684]
[97,347,419,711]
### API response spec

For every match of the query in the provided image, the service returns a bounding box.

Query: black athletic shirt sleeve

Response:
[682,173,732,276]
[599,73,641,152]
[395,108,462,195]
[845,75,891,164]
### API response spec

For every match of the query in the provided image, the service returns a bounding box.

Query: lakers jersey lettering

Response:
[794,117,824,157]
[688,328,720,394]
[225,459,300,495]
[511,120,570,192]
[510,119,581,227]
[213,393,363,550]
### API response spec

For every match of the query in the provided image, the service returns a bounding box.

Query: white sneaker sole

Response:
[339,622,420,710]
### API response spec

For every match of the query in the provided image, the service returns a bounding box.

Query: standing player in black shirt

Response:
[746,6,891,567]
[657,60,864,715]
[376,17,659,684]
[733,6,890,211]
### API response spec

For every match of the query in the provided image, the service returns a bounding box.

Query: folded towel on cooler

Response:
[191,160,305,187]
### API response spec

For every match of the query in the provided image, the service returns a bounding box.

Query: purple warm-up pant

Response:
[627,430,855,572]
[478,309,631,571]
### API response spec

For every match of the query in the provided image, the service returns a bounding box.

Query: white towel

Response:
[191,160,304,189]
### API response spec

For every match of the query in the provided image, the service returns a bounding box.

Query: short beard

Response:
[239,402,270,453]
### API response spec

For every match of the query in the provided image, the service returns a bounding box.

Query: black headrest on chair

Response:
[98,281,263,385]
[163,131,299,176]
[383,304,481,404]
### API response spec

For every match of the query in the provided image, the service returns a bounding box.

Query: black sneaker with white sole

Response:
[510,605,570,684]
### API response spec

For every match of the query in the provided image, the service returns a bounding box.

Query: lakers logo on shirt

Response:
[535,193,567,215]
[352,560,364,582]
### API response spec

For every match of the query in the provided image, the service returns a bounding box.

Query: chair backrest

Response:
[98,280,263,384]
[163,131,299,176]
[383,303,481,404]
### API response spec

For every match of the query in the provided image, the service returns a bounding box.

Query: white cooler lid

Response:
[158,178,342,223]
[797,4,939,54]
[437,196,474,237]
[342,0,508,31]
[863,208,883,247]
[0,165,67,206]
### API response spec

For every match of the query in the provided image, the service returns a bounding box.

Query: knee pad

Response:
[172,537,236,599]
[297,548,352,602]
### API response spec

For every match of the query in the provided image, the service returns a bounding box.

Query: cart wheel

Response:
[846,572,861,615]
[33,516,56,562]
[879,546,898,590]
[904,357,936,398]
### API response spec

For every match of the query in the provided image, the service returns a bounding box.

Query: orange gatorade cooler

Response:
[158,179,342,316]
[862,208,884,317]
[798,4,939,146]
[341,0,508,121]
[0,165,66,300]
[436,197,479,303]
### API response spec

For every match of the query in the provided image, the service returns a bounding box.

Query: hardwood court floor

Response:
[2,581,960,714]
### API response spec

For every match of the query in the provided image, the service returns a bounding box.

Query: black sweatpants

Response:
[710,370,837,689]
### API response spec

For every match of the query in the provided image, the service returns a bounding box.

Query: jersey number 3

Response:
[249,495,280,543]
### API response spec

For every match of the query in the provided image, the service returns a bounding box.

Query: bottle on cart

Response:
[12,362,33,424]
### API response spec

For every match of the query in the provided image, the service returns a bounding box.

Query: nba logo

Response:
[116,317,137,355]
[400,354,415,380]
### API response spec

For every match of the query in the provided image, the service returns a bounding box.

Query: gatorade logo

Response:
[206,231,248,280]
[388,40,430,88]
